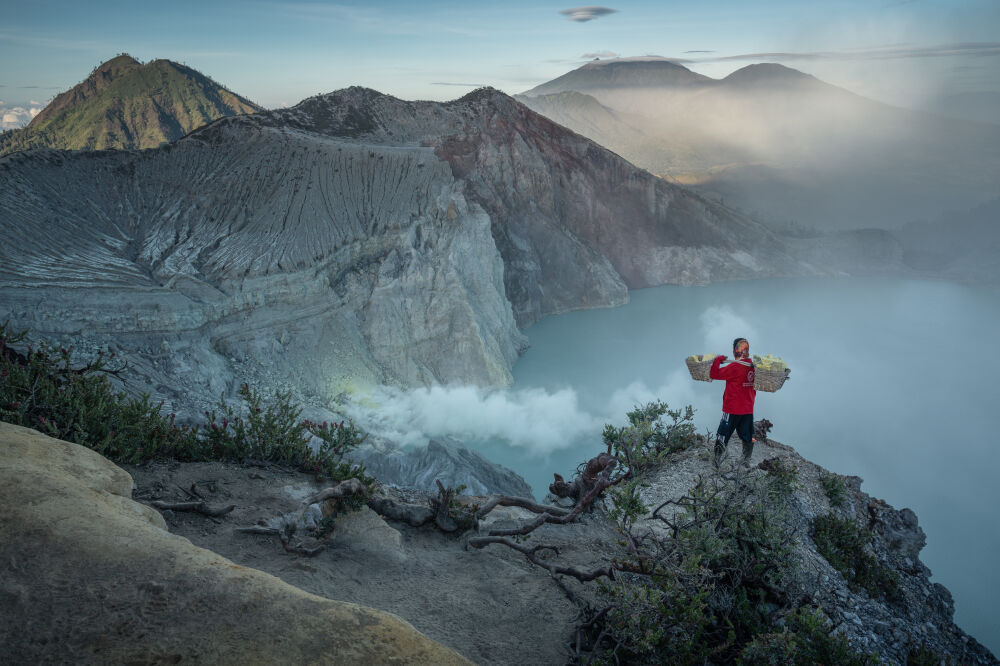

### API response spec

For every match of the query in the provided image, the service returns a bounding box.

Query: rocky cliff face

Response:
[634,437,997,663]
[0,123,525,413]
[347,436,534,498]
[244,86,818,326]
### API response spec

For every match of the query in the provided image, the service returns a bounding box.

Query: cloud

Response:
[684,50,716,54]
[0,103,42,130]
[560,6,617,22]
[685,42,1000,65]
[29,100,41,105]
[431,82,487,87]
[582,51,618,59]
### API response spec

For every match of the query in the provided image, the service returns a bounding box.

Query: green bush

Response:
[812,514,901,601]
[758,457,800,496]
[821,470,849,508]
[738,607,879,665]
[1,325,191,462]
[603,401,697,473]
[1,323,368,483]
[597,468,796,663]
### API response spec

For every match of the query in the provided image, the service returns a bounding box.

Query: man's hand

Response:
[716,355,727,361]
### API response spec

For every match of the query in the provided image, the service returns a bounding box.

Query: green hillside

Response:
[0,54,261,155]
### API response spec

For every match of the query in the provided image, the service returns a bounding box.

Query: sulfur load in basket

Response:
[752,354,791,392]
[685,354,716,382]
[685,353,791,392]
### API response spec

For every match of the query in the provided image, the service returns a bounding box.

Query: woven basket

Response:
[685,357,714,382]
[754,367,791,392]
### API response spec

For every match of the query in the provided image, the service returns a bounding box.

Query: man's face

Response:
[735,340,749,359]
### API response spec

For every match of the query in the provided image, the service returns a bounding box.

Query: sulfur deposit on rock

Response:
[0,422,471,665]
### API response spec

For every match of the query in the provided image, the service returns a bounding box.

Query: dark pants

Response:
[715,412,754,463]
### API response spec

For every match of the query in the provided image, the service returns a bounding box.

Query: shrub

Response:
[812,514,901,601]
[597,467,796,663]
[821,470,848,508]
[758,457,800,496]
[200,383,368,482]
[0,324,191,462]
[738,607,880,665]
[602,401,697,473]
[0,323,368,484]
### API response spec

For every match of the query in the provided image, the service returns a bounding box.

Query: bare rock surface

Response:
[0,127,523,412]
[0,421,471,665]
[121,456,624,666]
[348,435,535,498]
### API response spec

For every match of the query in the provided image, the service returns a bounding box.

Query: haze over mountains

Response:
[518,57,1000,233]
[0,54,261,156]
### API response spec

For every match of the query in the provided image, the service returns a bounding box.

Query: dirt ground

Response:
[124,460,627,666]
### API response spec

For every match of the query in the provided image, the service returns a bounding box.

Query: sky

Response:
[1,0,999,126]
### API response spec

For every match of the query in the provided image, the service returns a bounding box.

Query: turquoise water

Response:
[504,277,999,654]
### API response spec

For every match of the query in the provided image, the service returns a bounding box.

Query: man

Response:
[710,337,756,468]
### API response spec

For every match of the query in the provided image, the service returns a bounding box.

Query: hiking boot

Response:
[713,437,726,468]
[741,439,754,467]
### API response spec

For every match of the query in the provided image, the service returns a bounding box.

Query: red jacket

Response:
[710,356,756,415]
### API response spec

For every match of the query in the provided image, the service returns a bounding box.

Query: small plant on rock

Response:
[738,607,880,665]
[821,470,849,508]
[812,513,901,602]
[758,457,800,496]
[603,401,697,474]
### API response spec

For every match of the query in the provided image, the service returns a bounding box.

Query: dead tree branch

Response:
[301,477,366,506]
[150,500,234,517]
[475,495,572,520]
[467,536,615,582]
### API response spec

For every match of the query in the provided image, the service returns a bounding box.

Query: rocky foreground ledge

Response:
[1,420,995,665]
[0,422,469,665]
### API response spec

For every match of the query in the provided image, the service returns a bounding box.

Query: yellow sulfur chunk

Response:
[753,353,788,372]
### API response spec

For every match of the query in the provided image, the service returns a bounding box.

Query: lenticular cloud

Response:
[559,6,617,22]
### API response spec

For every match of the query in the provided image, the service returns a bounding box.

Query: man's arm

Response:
[710,355,744,380]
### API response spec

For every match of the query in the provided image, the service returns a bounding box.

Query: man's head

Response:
[733,337,750,360]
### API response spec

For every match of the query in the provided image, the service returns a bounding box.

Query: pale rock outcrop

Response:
[0,421,471,665]
[348,435,535,498]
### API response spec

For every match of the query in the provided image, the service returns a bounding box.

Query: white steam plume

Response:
[344,384,603,455]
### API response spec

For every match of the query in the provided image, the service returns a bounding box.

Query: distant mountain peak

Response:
[99,53,142,69]
[579,55,691,70]
[0,56,261,155]
[722,63,817,86]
